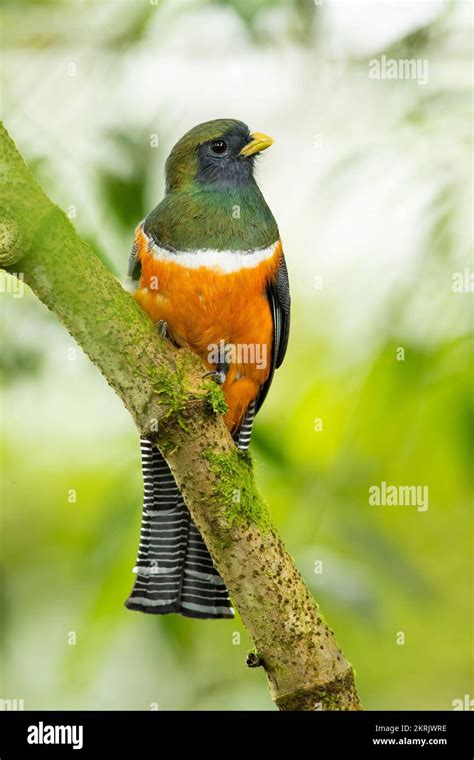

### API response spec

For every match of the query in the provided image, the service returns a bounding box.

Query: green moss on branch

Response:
[204,448,271,530]
[202,382,227,416]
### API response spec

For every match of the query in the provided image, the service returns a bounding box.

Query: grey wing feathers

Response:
[271,253,291,368]
[128,239,141,281]
[255,252,291,415]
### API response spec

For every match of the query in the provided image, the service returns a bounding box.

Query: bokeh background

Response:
[1,0,472,710]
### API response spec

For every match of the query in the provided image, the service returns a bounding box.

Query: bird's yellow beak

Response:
[239,132,273,157]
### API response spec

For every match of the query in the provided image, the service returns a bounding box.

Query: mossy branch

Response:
[0,122,362,711]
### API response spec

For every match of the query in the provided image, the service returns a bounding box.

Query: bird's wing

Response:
[127,236,142,281]
[255,248,291,415]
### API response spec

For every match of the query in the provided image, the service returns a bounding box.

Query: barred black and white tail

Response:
[125,440,232,618]
[234,400,255,450]
[125,402,255,619]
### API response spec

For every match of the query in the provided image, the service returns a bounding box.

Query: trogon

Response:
[125,119,290,619]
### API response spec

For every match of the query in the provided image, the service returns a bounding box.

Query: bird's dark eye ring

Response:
[210,140,228,155]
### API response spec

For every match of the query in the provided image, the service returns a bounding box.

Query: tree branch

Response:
[0,122,362,711]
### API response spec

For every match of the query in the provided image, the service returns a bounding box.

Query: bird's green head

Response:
[164,118,273,193]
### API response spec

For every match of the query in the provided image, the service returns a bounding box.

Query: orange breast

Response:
[134,228,282,432]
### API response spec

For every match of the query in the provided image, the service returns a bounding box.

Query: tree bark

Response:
[0,122,362,711]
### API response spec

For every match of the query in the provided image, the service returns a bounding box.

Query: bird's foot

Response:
[156,320,168,339]
[203,369,226,385]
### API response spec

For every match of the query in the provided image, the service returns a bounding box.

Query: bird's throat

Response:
[144,182,278,252]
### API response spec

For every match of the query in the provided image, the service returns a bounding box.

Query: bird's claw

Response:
[203,369,226,385]
[156,320,168,339]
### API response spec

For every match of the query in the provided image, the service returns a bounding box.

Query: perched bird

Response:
[126,119,290,619]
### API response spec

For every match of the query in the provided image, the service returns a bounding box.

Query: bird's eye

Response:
[210,140,228,155]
